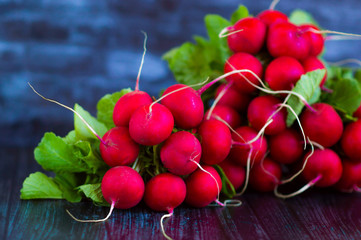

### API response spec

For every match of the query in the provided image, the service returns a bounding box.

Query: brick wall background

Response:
[1,0,361,147]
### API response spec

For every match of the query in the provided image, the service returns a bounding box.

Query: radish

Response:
[265,56,305,91]
[227,17,266,54]
[205,105,242,129]
[299,24,324,57]
[129,103,174,146]
[160,131,202,175]
[341,119,361,162]
[100,127,139,167]
[335,160,361,192]
[224,52,264,94]
[198,119,232,165]
[257,9,288,26]
[249,157,282,192]
[302,56,327,86]
[185,165,222,208]
[269,128,304,164]
[300,103,343,147]
[267,21,310,60]
[215,83,251,112]
[218,157,245,190]
[353,105,361,118]
[247,95,287,135]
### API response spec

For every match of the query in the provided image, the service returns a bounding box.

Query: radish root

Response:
[66,202,115,223]
[160,210,174,240]
[135,31,148,91]
[274,174,322,199]
[269,0,281,10]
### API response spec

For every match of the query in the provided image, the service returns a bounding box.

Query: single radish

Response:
[198,119,232,165]
[267,21,310,60]
[215,83,251,112]
[247,95,287,135]
[229,126,268,166]
[100,127,139,167]
[265,56,305,91]
[205,105,242,129]
[353,105,361,118]
[160,131,202,175]
[227,17,266,54]
[300,103,343,147]
[101,166,145,209]
[218,157,245,190]
[185,165,222,208]
[341,119,361,162]
[129,103,174,146]
[301,148,342,187]
[334,160,361,192]
[269,128,304,164]
[224,52,264,94]
[302,57,327,86]
[249,158,282,192]
[257,9,288,26]
[299,24,324,57]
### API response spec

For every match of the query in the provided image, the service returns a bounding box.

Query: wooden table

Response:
[1,147,360,240]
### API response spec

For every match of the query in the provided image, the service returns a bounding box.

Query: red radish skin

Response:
[335,160,361,192]
[198,119,232,165]
[265,56,305,91]
[100,127,140,167]
[302,57,327,86]
[160,131,202,175]
[341,120,361,162]
[215,83,251,112]
[205,105,242,129]
[227,17,266,54]
[302,149,342,187]
[113,91,153,127]
[247,95,287,135]
[299,24,325,56]
[229,126,268,166]
[269,129,304,164]
[101,166,145,209]
[185,165,222,208]
[267,21,310,60]
[257,10,288,26]
[249,158,282,192]
[224,52,264,94]
[300,103,343,147]
[129,103,174,146]
[161,84,204,129]
[353,105,361,118]
[218,158,245,190]
[144,173,186,212]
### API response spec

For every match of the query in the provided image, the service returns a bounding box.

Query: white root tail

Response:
[66,202,115,223]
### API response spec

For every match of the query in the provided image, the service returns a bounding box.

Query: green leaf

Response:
[54,172,82,202]
[20,172,63,199]
[62,130,78,145]
[289,9,319,26]
[74,141,109,174]
[230,5,249,24]
[78,183,109,206]
[97,88,132,129]
[74,104,107,140]
[286,69,325,127]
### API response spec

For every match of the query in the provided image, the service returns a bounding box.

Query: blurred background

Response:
[1,0,360,147]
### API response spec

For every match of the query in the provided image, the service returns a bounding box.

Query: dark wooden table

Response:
[1,147,361,240]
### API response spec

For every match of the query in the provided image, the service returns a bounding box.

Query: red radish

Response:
[161,84,204,129]
[144,173,186,212]
[215,83,251,112]
[302,57,327,86]
[267,21,310,60]
[341,119,361,162]
[185,165,222,208]
[129,103,174,146]
[335,160,361,192]
[160,131,202,175]
[247,95,287,135]
[227,17,266,54]
[300,103,343,147]
[265,56,305,91]
[100,127,139,167]
[257,9,288,26]
[205,105,242,129]
[229,126,268,166]
[224,52,263,94]
[198,119,232,165]
[218,158,245,190]
[270,128,304,164]
[353,105,361,118]
[301,149,342,187]
[249,158,282,192]
[101,166,145,209]
[299,24,324,57]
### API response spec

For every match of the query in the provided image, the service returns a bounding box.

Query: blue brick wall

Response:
[1,0,361,146]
